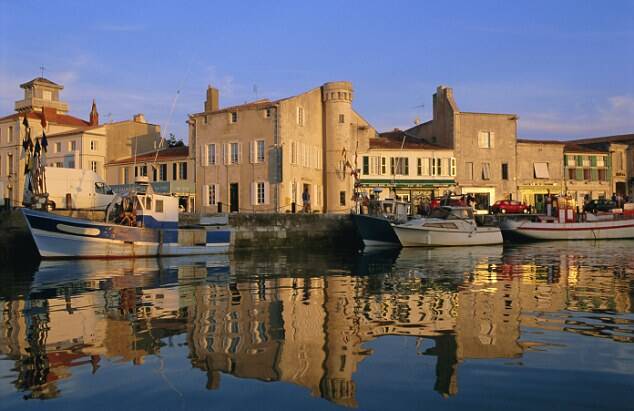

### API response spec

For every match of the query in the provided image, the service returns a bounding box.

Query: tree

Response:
[166,133,185,147]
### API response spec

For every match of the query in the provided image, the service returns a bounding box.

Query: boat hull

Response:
[500,218,634,242]
[351,214,401,248]
[22,208,231,259]
[393,225,502,247]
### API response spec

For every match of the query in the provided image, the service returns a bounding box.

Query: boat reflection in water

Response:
[0,242,632,408]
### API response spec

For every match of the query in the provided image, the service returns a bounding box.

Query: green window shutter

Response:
[591,169,598,181]
[577,155,583,165]
[576,168,583,180]
[590,156,597,166]
[563,155,568,166]
[605,155,611,168]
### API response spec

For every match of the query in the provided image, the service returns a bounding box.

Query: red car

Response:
[492,200,528,214]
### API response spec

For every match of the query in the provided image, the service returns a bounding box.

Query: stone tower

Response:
[322,81,354,213]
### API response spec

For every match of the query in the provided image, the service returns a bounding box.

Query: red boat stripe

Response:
[519,223,634,231]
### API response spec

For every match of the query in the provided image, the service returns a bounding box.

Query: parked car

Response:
[583,199,618,213]
[491,200,528,214]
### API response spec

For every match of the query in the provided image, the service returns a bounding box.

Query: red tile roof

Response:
[107,146,190,165]
[371,130,449,150]
[0,110,90,127]
[563,143,608,154]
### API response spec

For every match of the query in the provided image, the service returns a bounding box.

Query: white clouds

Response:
[521,95,634,138]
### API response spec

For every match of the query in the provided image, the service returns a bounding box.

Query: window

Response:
[568,168,576,180]
[390,157,409,175]
[42,90,52,100]
[441,158,449,176]
[172,163,177,180]
[339,114,345,124]
[55,162,63,168]
[533,162,550,179]
[501,163,509,180]
[7,154,13,175]
[91,161,98,173]
[381,157,386,174]
[566,156,576,167]
[417,158,422,176]
[597,156,605,167]
[291,141,297,165]
[207,184,218,205]
[230,112,238,123]
[139,165,148,177]
[432,158,442,176]
[256,182,265,205]
[264,108,272,118]
[230,143,239,164]
[124,167,129,183]
[179,162,188,179]
[583,168,591,180]
[68,140,77,151]
[207,144,216,165]
[159,164,167,181]
[67,158,75,169]
[90,140,98,151]
[297,107,304,126]
[598,168,607,181]
[363,156,369,175]
[257,140,265,163]
[8,126,13,143]
[465,162,474,180]
[582,156,590,167]
[155,200,164,213]
[478,131,494,148]
[339,191,346,206]
[450,158,457,177]
[482,162,491,180]
[152,166,157,181]
[144,196,152,210]
[616,152,624,171]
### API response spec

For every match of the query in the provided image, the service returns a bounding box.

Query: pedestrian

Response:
[302,186,311,213]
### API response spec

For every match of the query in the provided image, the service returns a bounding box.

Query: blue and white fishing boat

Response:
[21,187,231,259]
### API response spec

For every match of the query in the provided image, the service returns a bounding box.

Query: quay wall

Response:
[0,210,361,261]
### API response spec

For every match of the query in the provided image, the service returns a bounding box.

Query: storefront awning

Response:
[534,162,550,179]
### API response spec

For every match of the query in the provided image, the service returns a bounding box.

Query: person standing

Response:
[302,187,311,213]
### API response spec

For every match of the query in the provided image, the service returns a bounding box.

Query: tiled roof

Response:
[517,138,564,145]
[107,145,190,165]
[563,143,608,154]
[0,110,90,127]
[371,130,449,150]
[46,126,104,138]
[20,77,62,88]
[568,133,634,145]
[192,99,276,117]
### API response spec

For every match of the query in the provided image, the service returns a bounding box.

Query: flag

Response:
[41,130,48,152]
[22,113,29,129]
[40,107,48,129]
[34,138,41,155]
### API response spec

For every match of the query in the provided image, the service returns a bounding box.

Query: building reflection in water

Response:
[0,242,632,405]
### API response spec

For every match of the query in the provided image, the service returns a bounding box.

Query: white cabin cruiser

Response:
[393,206,503,247]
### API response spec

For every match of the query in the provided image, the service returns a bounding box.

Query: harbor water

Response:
[0,242,633,410]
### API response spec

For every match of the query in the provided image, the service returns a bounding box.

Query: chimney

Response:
[205,86,219,112]
[133,113,146,123]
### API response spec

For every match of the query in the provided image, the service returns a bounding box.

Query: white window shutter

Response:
[264,182,270,205]
[238,143,243,164]
[203,185,209,206]
[248,141,253,163]
[250,182,255,205]
[223,143,229,165]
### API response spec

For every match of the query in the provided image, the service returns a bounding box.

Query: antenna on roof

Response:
[253,84,258,100]
[39,65,46,78]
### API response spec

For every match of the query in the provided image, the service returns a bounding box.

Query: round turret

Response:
[322,82,354,213]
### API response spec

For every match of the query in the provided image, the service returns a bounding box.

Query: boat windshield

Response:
[429,207,474,220]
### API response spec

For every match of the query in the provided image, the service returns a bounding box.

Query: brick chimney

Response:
[204,86,219,112]
[89,99,99,126]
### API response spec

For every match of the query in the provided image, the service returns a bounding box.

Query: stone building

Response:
[516,139,565,212]
[0,77,165,207]
[406,86,519,212]
[190,81,373,214]
[106,145,196,211]
[359,129,456,204]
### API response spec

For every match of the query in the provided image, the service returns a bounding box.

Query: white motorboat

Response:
[499,212,634,242]
[393,206,502,247]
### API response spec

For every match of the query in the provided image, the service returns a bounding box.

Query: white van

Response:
[45,167,115,210]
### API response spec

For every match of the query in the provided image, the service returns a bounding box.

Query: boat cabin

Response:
[429,206,475,220]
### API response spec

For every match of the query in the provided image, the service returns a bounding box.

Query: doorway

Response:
[230,183,239,212]
[616,182,626,197]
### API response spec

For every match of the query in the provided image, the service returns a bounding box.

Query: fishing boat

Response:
[499,212,634,242]
[21,187,231,259]
[393,206,503,247]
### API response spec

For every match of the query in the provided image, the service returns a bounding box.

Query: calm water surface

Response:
[0,242,633,410]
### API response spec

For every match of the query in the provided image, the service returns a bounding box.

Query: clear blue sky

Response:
[1,0,632,141]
